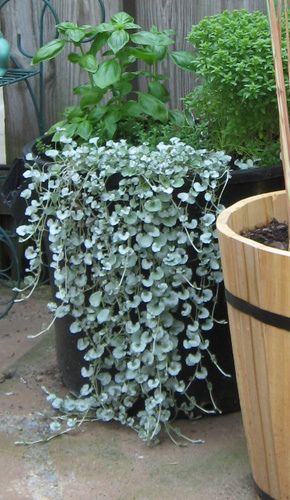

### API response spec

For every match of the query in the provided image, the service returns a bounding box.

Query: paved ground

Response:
[0,285,259,500]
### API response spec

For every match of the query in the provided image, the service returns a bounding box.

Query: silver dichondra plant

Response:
[17,137,230,442]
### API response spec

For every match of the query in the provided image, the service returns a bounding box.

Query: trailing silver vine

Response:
[17,137,231,442]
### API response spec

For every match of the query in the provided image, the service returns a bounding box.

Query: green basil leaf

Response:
[111,12,134,25]
[102,49,114,56]
[103,112,119,138]
[114,48,136,65]
[129,47,160,64]
[93,60,121,88]
[138,92,168,122]
[114,80,132,96]
[151,46,167,61]
[131,31,173,46]
[48,119,65,135]
[88,107,107,121]
[73,84,90,96]
[66,28,87,43]
[108,29,129,53]
[76,120,93,140]
[95,22,114,34]
[79,54,98,72]
[90,32,109,55]
[68,52,81,64]
[122,22,141,30]
[80,88,104,107]
[131,31,162,46]
[32,39,65,64]
[123,101,142,117]
[148,81,169,102]
[64,106,84,119]
[82,28,98,39]
[170,51,195,71]
[168,110,186,126]
[61,122,78,138]
[56,22,77,33]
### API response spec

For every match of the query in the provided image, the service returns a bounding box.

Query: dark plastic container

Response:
[0,159,28,281]
[0,159,27,224]
[54,316,88,394]
[222,164,284,206]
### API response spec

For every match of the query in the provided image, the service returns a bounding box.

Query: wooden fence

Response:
[1,0,266,162]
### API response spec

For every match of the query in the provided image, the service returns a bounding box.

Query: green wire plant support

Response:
[0,0,60,135]
[0,0,106,133]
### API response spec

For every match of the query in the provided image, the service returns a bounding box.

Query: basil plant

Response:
[33,11,195,145]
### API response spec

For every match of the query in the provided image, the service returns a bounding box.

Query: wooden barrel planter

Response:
[217,190,290,500]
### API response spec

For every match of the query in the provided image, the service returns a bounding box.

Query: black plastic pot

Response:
[0,159,29,281]
[54,316,88,394]
[41,236,89,395]
[0,159,27,223]
[221,164,284,206]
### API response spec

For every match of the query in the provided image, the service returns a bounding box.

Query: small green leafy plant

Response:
[185,9,288,166]
[18,137,231,443]
[33,11,196,146]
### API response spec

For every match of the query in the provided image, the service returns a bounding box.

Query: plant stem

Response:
[79,44,95,88]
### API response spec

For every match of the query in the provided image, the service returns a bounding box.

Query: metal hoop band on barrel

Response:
[225,289,290,332]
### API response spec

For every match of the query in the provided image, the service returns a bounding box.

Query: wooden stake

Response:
[267,0,290,244]
[284,1,290,83]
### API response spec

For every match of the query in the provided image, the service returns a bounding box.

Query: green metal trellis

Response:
[0,0,106,134]
[0,0,60,135]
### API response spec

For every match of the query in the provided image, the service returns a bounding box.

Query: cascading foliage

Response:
[17,137,230,442]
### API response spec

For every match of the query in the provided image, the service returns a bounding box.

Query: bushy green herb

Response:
[185,9,286,166]
[33,12,196,145]
[34,137,49,156]
[18,137,231,443]
[117,117,209,150]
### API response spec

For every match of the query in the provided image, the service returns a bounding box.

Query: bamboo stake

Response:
[284,1,290,82]
[278,0,282,35]
[267,0,290,243]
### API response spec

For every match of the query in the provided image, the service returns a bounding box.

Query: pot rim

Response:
[216,189,289,257]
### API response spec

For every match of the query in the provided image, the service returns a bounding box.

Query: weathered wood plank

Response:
[132,0,267,109]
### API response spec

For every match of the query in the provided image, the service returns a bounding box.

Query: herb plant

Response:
[18,137,231,443]
[185,9,287,166]
[32,12,195,146]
